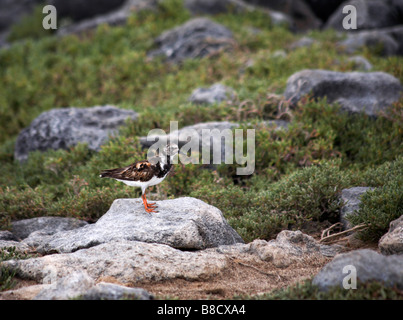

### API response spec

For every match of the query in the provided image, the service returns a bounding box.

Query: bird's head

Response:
[159,143,184,163]
[162,143,179,156]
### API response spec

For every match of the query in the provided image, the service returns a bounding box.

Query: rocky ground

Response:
[0,191,401,300]
[0,0,403,300]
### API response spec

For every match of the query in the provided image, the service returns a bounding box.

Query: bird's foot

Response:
[145,205,158,214]
[146,201,157,208]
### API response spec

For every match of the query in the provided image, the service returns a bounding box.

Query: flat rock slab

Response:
[284,69,403,117]
[32,197,244,253]
[11,217,88,240]
[1,231,339,289]
[4,240,229,284]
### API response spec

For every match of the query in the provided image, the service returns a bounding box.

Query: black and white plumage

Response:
[100,144,180,213]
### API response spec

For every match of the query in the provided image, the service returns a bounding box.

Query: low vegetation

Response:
[251,279,403,300]
[0,0,402,295]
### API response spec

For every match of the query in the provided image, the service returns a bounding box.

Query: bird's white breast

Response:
[116,174,167,188]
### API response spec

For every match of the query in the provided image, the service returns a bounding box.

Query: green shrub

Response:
[7,5,55,42]
[253,279,403,300]
[347,156,403,241]
[0,247,34,292]
[192,162,353,242]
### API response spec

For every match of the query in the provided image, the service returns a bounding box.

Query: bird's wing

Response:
[100,160,155,182]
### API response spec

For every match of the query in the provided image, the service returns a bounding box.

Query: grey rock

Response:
[261,120,289,131]
[0,240,31,252]
[304,0,345,22]
[346,56,373,71]
[147,17,235,64]
[3,240,229,283]
[243,0,322,32]
[340,187,373,230]
[185,0,248,15]
[50,0,126,22]
[57,0,156,36]
[141,120,287,165]
[0,0,42,32]
[2,230,338,287]
[32,270,154,300]
[14,105,138,162]
[339,26,403,57]
[379,215,403,255]
[289,36,317,49]
[189,83,236,105]
[313,249,403,291]
[325,0,403,31]
[11,216,88,240]
[0,230,17,241]
[34,271,95,300]
[242,230,343,268]
[184,0,292,28]
[80,282,153,300]
[32,197,243,253]
[284,69,403,117]
[140,121,240,164]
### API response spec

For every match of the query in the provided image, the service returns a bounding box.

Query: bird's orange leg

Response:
[141,193,158,213]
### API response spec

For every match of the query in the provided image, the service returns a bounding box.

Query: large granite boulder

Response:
[284,70,403,117]
[14,105,138,162]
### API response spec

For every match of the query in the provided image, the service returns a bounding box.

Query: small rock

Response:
[304,0,345,23]
[147,17,235,64]
[325,0,402,31]
[339,187,373,230]
[312,249,403,291]
[3,240,229,283]
[32,197,244,253]
[243,0,322,32]
[271,50,287,59]
[34,271,95,300]
[57,0,155,36]
[289,36,316,49]
[379,215,403,255]
[184,0,246,15]
[50,0,126,22]
[189,83,236,105]
[346,56,373,71]
[14,105,138,162]
[244,230,343,268]
[284,69,403,117]
[339,25,403,57]
[80,282,153,300]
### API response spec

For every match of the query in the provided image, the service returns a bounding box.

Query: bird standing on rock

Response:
[100,143,181,213]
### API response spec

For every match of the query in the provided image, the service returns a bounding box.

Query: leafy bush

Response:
[7,5,55,42]
[192,162,353,242]
[347,156,403,241]
[253,279,403,300]
[0,247,34,292]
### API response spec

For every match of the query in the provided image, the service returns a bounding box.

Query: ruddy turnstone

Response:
[100,143,181,213]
